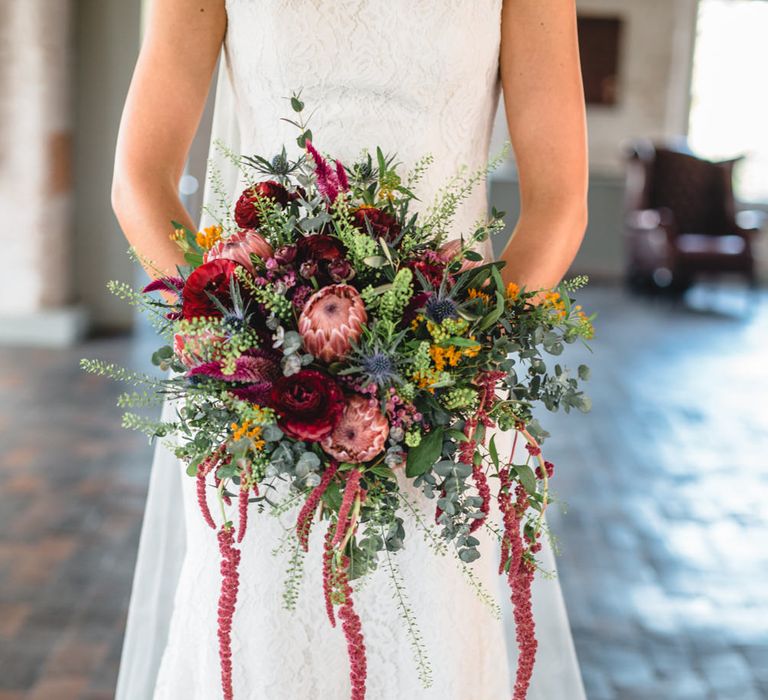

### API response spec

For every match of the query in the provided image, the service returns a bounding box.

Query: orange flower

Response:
[506,282,520,299]
[196,225,223,250]
[468,287,491,304]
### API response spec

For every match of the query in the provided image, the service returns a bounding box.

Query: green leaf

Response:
[363,255,387,268]
[290,96,304,112]
[368,464,396,481]
[445,428,469,442]
[376,146,387,176]
[490,263,505,292]
[514,464,537,495]
[478,291,505,330]
[437,336,481,348]
[405,426,444,478]
[488,435,499,471]
[184,252,204,267]
[464,250,483,261]
[578,364,591,381]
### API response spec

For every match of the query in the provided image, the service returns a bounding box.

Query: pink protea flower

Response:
[322,395,389,463]
[204,229,273,276]
[298,284,367,363]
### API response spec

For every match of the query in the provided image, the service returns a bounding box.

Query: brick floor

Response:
[0,285,766,699]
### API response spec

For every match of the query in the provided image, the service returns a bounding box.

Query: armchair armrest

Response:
[735,209,767,236]
[625,207,677,240]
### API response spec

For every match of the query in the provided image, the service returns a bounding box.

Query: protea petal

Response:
[298,284,367,363]
[321,394,389,463]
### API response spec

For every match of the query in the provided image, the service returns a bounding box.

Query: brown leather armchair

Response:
[622,138,763,292]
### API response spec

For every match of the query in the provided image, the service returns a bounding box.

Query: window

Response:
[688,0,768,203]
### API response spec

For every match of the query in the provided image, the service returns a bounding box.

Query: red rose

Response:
[181,259,241,320]
[296,234,346,263]
[352,205,401,243]
[234,181,291,229]
[269,369,345,441]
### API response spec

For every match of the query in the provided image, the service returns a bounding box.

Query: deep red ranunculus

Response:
[181,259,241,320]
[234,181,291,229]
[268,369,345,441]
[296,234,346,263]
[352,205,401,243]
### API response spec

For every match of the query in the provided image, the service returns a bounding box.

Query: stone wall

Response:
[0,0,76,332]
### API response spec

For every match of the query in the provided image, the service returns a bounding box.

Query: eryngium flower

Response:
[204,229,273,276]
[425,295,458,323]
[322,394,389,463]
[298,284,367,363]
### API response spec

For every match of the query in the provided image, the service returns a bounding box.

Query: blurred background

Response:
[1,1,766,699]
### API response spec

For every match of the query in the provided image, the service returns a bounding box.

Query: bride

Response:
[111,1,589,698]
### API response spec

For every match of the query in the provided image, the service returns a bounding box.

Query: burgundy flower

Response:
[406,253,446,289]
[296,234,346,263]
[321,394,389,463]
[298,284,367,364]
[352,205,401,243]
[234,181,290,229]
[269,369,345,441]
[181,259,241,320]
[327,258,355,282]
[204,230,273,275]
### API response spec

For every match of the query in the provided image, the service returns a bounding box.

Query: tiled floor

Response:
[0,285,766,699]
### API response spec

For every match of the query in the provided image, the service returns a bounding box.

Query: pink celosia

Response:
[305,140,349,203]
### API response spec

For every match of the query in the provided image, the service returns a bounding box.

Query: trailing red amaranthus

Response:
[217,525,241,700]
[196,456,217,530]
[322,524,337,627]
[332,469,362,547]
[511,558,538,700]
[336,559,367,700]
[296,461,339,550]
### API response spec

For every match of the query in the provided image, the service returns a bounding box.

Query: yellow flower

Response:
[170,227,186,242]
[506,282,520,299]
[196,225,223,250]
[468,288,491,304]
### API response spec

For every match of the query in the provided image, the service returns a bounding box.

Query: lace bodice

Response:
[224,0,503,243]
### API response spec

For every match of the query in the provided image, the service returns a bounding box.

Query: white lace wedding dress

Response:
[116,1,586,698]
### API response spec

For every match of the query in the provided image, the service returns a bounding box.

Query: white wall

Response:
[491,0,699,175]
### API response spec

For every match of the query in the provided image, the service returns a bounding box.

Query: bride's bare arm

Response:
[112,0,226,279]
[498,0,588,289]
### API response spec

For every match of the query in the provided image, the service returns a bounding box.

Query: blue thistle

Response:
[361,352,398,386]
[425,295,458,323]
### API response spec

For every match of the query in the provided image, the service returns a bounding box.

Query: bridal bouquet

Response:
[83,96,593,700]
